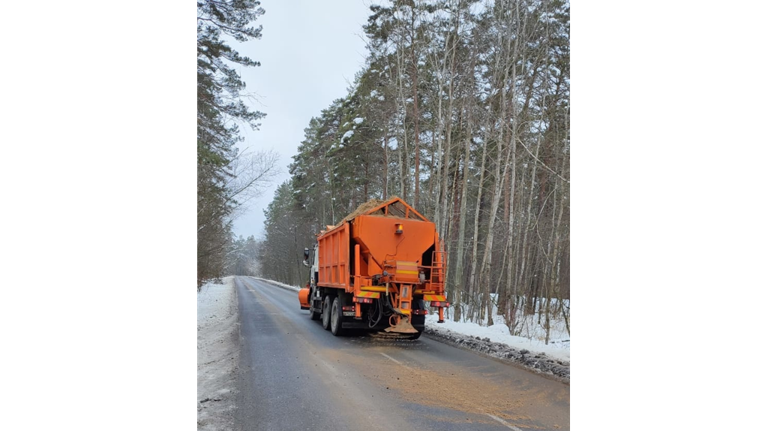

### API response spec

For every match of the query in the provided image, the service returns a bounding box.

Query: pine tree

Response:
[197,0,267,287]
[260,1,570,337]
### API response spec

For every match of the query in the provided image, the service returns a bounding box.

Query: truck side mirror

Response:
[303,248,310,261]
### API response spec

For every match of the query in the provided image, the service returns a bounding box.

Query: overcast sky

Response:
[231,0,374,239]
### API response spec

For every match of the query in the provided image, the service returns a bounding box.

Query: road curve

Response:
[234,276,569,431]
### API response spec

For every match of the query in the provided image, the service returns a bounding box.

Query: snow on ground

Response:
[425,313,570,362]
[197,277,239,430]
[196,277,568,429]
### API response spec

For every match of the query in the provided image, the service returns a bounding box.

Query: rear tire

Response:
[330,297,345,336]
[321,295,332,330]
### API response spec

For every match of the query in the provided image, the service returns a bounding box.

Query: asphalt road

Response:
[234,276,569,431]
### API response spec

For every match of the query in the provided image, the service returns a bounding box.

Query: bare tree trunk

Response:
[516,136,540,315]
[432,59,445,233]
[453,102,472,322]
[382,129,389,199]
[428,129,437,207]
[410,5,421,209]
[412,56,420,209]
[478,7,515,327]
[545,63,570,322]
[325,141,336,223]
[499,0,522,324]
[439,7,460,242]
[503,121,518,331]
[467,118,491,322]
[396,46,409,201]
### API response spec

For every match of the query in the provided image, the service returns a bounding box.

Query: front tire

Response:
[309,287,321,320]
[330,297,345,336]
[321,295,332,330]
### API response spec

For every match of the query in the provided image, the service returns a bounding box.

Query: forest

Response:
[256,0,570,338]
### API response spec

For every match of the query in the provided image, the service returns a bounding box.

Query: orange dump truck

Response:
[298,197,449,338]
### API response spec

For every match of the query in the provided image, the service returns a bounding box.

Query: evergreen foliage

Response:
[197,0,267,287]
[226,235,260,276]
[260,0,569,338]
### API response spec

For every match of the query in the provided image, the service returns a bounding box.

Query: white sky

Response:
[231,0,374,239]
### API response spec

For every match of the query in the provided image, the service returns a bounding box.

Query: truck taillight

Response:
[395,223,403,234]
[353,297,373,304]
[342,306,355,312]
[430,301,450,308]
[412,309,428,315]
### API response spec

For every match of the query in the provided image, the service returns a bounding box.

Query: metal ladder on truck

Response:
[430,249,445,292]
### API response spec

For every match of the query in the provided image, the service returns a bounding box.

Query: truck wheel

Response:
[321,295,332,330]
[309,287,321,320]
[330,297,345,336]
